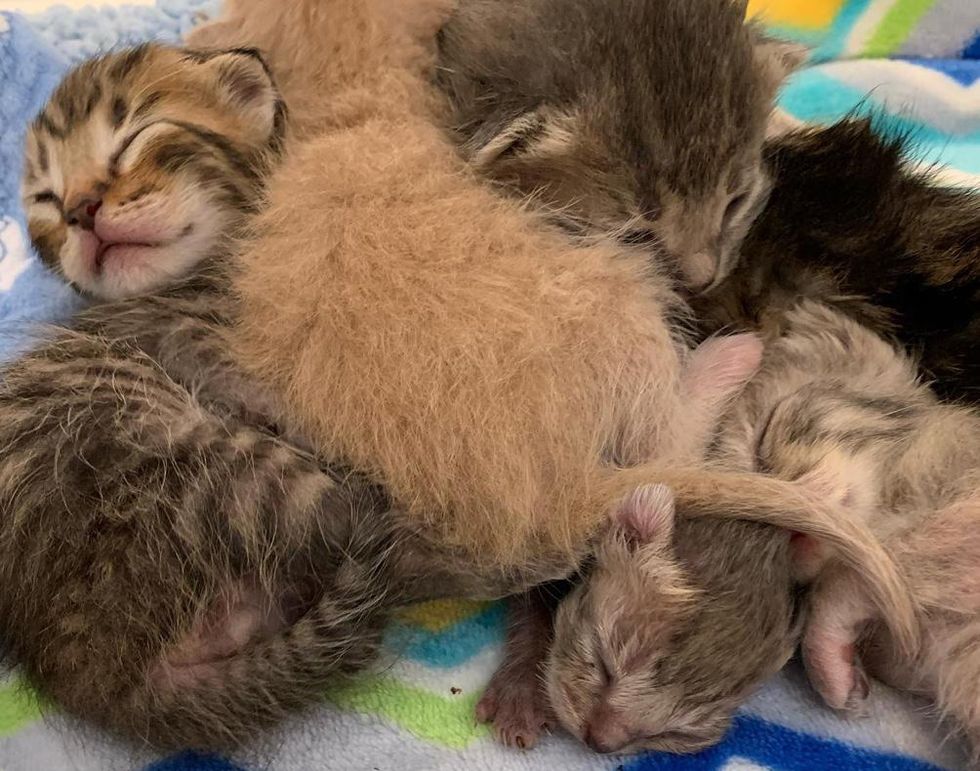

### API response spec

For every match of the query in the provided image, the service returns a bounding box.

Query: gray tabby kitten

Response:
[436,0,803,291]
[549,299,980,757]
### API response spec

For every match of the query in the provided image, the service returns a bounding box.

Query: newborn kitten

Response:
[436,0,803,290]
[742,303,980,760]
[197,0,909,610]
[547,485,802,754]
[22,43,284,300]
[694,118,980,404]
[547,300,975,756]
[1,44,414,752]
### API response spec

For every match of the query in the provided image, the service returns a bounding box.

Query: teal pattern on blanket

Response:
[0,2,976,770]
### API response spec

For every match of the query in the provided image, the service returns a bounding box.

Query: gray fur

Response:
[546,496,801,754]
[436,0,799,288]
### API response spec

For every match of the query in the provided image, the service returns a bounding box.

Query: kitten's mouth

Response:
[94,240,165,272]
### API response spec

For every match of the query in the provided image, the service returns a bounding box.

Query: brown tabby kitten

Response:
[21,43,284,301]
[2,44,416,752]
[436,0,804,291]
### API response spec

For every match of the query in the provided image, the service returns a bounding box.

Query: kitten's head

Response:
[546,484,799,755]
[21,44,286,300]
[438,0,805,291]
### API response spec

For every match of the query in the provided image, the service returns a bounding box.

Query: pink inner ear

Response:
[684,333,764,405]
[613,483,675,544]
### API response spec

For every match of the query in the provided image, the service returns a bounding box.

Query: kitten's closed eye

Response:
[33,191,61,207]
[722,193,748,227]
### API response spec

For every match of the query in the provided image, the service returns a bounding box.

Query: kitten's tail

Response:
[598,465,921,656]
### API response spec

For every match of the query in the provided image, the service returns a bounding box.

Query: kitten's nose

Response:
[65,197,102,231]
[583,725,628,754]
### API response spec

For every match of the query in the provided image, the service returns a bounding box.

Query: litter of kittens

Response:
[0,1,976,771]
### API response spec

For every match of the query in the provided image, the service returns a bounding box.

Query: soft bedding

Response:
[0,1,977,769]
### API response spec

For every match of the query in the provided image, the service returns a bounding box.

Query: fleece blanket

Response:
[0,1,977,769]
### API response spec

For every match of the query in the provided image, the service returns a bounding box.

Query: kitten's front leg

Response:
[476,586,562,749]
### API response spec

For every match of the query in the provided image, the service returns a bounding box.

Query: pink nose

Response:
[66,198,102,231]
[583,722,632,754]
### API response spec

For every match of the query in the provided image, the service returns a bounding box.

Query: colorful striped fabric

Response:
[0,1,977,770]
[748,0,980,61]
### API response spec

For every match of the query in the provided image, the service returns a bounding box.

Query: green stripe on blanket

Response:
[327,675,490,749]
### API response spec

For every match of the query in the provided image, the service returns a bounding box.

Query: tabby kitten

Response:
[718,301,980,759]
[2,44,409,752]
[21,43,284,300]
[694,118,980,404]
[436,0,803,291]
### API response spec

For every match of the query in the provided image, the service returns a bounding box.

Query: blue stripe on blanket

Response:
[909,57,980,84]
[384,602,506,669]
[964,32,980,60]
[629,716,945,771]
[145,751,247,771]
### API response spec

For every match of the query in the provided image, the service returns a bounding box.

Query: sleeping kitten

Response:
[694,118,980,404]
[436,0,804,291]
[546,300,980,756]
[735,302,980,760]
[5,34,693,753]
[21,43,284,301]
[1,44,419,752]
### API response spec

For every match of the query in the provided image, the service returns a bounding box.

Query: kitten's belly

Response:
[232,119,686,564]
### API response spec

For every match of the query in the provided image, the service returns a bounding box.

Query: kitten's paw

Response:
[476,671,552,750]
[804,637,870,715]
[843,664,871,716]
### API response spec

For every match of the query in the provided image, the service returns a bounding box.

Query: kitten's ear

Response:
[753,34,809,92]
[469,106,577,169]
[788,466,856,582]
[611,484,676,547]
[199,49,280,138]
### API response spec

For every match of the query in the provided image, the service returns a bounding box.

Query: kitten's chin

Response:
[70,239,209,301]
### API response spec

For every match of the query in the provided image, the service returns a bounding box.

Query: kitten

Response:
[547,300,980,755]
[435,0,804,291]
[731,303,980,758]
[693,118,980,404]
[21,44,285,301]
[1,44,417,752]
[547,485,802,754]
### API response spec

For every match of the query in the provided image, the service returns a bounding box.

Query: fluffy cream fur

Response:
[192,0,915,642]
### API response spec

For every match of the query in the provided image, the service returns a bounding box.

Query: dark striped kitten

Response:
[21,43,284,300]
[694,119,980,404]
[436,0,803,291]
[2,44,407,752]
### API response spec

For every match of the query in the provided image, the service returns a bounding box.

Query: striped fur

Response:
[694,118,980,405]
[21,43,285,300]
[722,302,980,758]
[3,46,421,751]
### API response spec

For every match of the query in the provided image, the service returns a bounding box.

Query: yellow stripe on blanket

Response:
[396,600,492,632]
[747,0,845,29]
